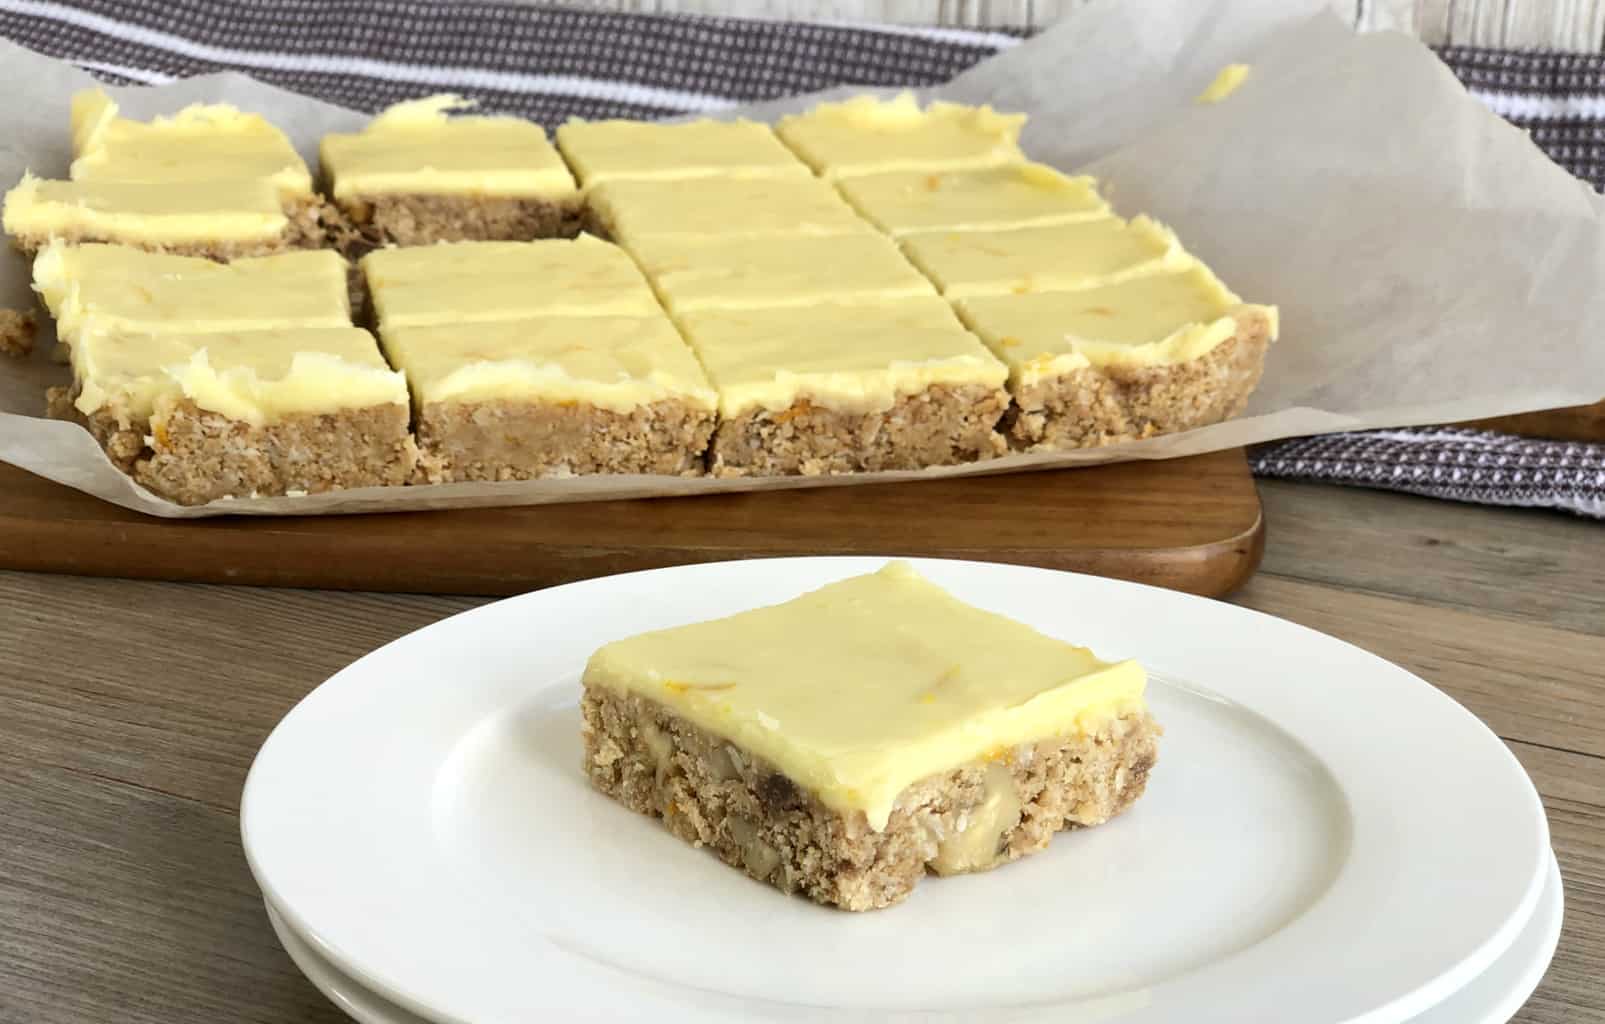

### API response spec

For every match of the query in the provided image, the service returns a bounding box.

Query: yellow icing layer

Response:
[2,173,288,245]
[381,315,715,413]
[555,118,809,186]
[320,94,577,199]
[72,325,405,426]
[588,176,868,243]
[901,216,1189,298]
[627,231,936,314]
[33,243,351,342]
[678,297,1006,417]
[955,262,1280,384]
[837,163,1109,237]
[776,92,1026,180]
[583,561,1147,830]
[68,89,313,197]
[1198,64,1252,104]
[362,237,661,326]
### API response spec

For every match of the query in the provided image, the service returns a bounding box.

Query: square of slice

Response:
[775,92,1025,180]
[46,89,332,251]
[955,262,1279,449]
[320,95,581,245]
[381,314,716,481]
[678,297,1008,475]
[62,325,413,505]
[585,176,867,244]
[901,216,1190,298]
[837,163,1108,237]
[70,89,314,200]
[32,243,351,345]
[627,231,936,314]
[2,174,309,259]
[581,559,1160,911]
[555,118,809,187]
[361,236,662,327]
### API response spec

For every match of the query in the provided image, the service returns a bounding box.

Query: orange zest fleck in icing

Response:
[663,679,737,694]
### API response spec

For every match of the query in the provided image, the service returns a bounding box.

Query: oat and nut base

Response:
[52,393,417,505]
[414,397,716,482]
[582,686,1160,911]
[1010,312,1274,450]
[337,194,583,246]
[7,196,343,262]
[711,382,1010,477]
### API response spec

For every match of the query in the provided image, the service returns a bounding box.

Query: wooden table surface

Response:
[1,479,1601,1024]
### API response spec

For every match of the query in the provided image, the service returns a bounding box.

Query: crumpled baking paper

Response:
[1,0,1601,517]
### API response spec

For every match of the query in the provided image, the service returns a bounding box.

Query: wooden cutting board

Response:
[1458,398,1605,443]
[0,448,1264,597]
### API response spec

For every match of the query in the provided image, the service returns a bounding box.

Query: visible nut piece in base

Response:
[710,382,1009,478]
[582,686,1160,911]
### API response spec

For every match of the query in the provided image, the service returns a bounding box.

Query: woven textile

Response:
[1,0,1601,517]
[1252,429,1605,518]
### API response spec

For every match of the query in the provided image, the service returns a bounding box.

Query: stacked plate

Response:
[243,558,1563,1023]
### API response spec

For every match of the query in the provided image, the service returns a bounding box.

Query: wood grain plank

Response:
[1230,574,1605,757]
[1509,742,1605,1022]
[0,570,475,810]
[0,756,346,1024]
[0,452,1266,599]
[1254,480,1605,637]
[1459,399,1605,443]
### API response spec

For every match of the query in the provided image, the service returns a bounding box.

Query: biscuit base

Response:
[52,392,416,505]
[414,397,716,482]
[710,382,1008,477]
[7,196,343,261]
[582,686,1160,912]
[337,194,583,246]
[1009,311,1274,450]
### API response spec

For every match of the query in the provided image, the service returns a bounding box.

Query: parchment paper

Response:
[2,0,1602,517]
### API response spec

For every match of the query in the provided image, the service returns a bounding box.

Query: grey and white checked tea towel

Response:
[1,0,1602,518]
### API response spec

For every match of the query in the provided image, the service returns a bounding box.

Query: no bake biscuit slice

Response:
[1,175,327,260]
[626,230,937,315]
[584,175,867,245]
[775,92,1025,181]
[321,96,582,246]
[836,162,1109,237]
[582,560,1160,911]
[362,235,714,480]
[60,324,414,505]
[32,243,352,352]
[382,313,717,482]
[900,215,1190,299]
[678,297,1009,476]
[555,117,809,187]
[1,89,336,257]
[360,236,662,328]
[956,262,1279,449]
[68,89,314,197]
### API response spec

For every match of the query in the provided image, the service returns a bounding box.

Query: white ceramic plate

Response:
[265,852,1565,1024]
[242,557,1551,1024]
[1412,852,1563,1024]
